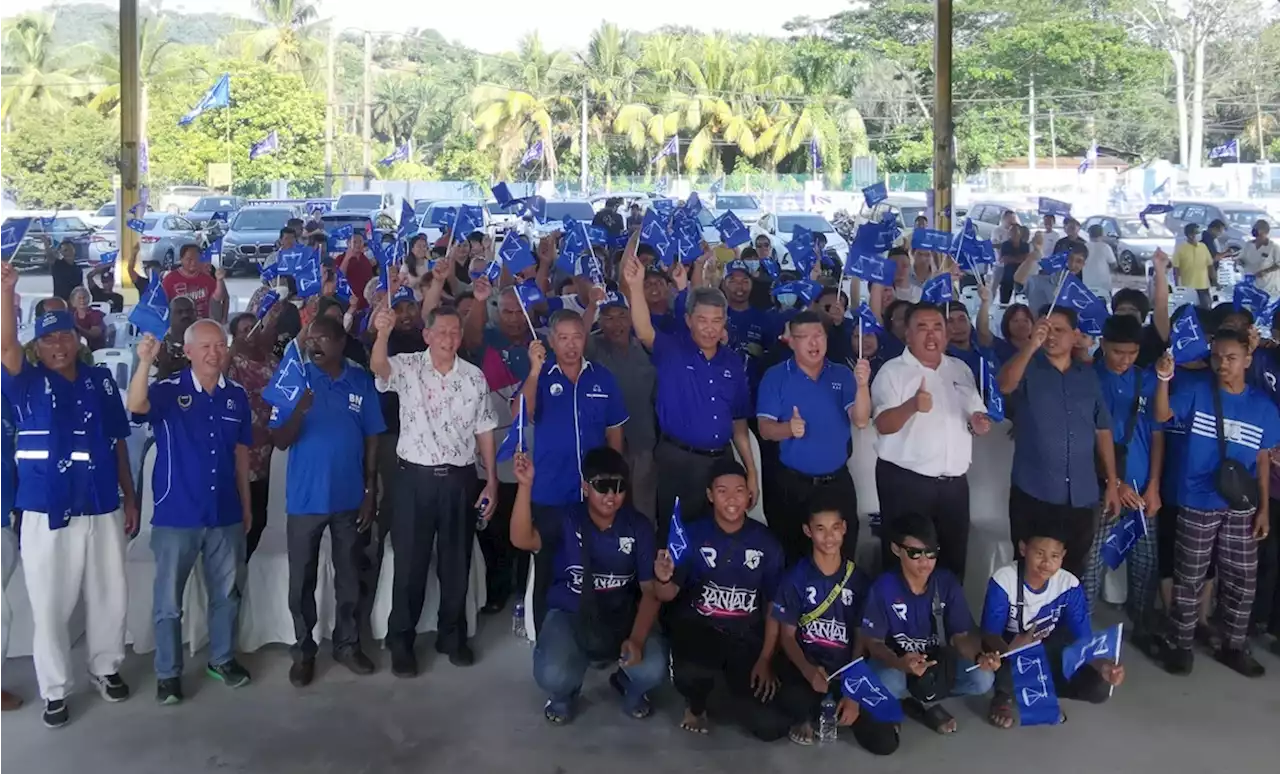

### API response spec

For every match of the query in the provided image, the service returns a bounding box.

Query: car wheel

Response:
[1118,251,1139,275]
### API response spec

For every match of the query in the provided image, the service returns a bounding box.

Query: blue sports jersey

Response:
[1093,360,1160,491]
[1167,377,1280,510]
[979,563,1091,643]
[771,558,869,672]
[861,569,974,654]
[1160,366,1213,504]
[535,502,655,615]
[726,305,780,396]
[672,517,784,636]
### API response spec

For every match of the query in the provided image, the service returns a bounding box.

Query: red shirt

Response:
[339,251,375,311]
[162,270,219,318]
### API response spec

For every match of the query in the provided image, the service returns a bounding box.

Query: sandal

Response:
[680,709,710,735]
[543,700,572,726]
[904,697,957,734]
[988,692,1016,729]
[609,670,653,719]
[788,722,815,746]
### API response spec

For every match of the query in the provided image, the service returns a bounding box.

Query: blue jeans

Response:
[873,656,995,700]
[151,525,244,680]
[533,608,667,716]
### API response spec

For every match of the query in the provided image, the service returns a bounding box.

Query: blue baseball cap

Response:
[725,259,752,277]
[34,310,75,338]
[390,285,417,307]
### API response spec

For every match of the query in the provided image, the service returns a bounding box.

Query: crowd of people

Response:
[1,198,1278,758]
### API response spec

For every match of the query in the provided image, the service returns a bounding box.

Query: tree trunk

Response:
[1189,37,1206,172]
[1172,48,1189,167]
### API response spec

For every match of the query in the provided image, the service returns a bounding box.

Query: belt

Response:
[660,434,728,458]
[399,459,470,477]
[881,459,965,482]
[782,466,846,486]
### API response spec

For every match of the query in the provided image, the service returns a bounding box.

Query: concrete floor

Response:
[2,614,1279,774]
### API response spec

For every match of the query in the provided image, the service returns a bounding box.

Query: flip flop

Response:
[543,700,571,726]
[788,723,815,746]
[680,710,710,735]
[988,693,1015,730]
[904,698,957,734]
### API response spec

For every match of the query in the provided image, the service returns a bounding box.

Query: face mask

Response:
[744,260,760,273]
[776,293,797,308]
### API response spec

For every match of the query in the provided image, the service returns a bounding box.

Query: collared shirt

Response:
[377,329,428,436]
[671,518,784,638]
[375,351,497,467]
[535,502,655,615]
[137,369,252,528]
[1167,379,1280,510]
[726,305,780,394]
[2,361,130,523]
[1172,242,1213,290]
[1009,351,1112,507]
[1240,240,1280,296]
[531,359,629,506]
[270,361,386,515]
[872,349,985,478]
[862,569,974,654]
[757,358,857,476]
[979,564,1090,643]
[227,350,278,482]
[771,557,869,673]
[161,270,218,319]
[1093,360,1160,491]
[650,327,750,451]
[586,333,657,453]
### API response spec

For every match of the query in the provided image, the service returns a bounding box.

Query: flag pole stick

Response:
[1110,622,1123,698]
[1045,265,1072,317]
[513,288,538,337]
[965,640,1042,672]
[826,656,864,682]
[858,315,864,361]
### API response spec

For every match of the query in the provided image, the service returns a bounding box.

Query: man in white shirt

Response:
[1239,220,1280,296]
[1034,214,1061,258]
[871,302,993,579]
[371,304,498,676]
[991,209,1017,247]
[1082,224,1117,297]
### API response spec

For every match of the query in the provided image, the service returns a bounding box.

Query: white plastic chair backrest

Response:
[93,349,134,398]
[90,302,111,315]
[137,440,156,539]
[17,323,34,346]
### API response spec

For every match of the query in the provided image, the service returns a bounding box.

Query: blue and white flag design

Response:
[126,218,148,234]
[179,73,230,126]
[921,274,954,304]
[1100,506,1147,571]
[1170,305,1210,364]
[1039,250,1069,275]
[667,497,689,564]
[1011,643,1060,726]
[713,210,750,249]
[1062,624,1122,681]
[788,226,816,276]
[853,302,882,334]
[1208,139,1239,160]
[497,395,529,462]
[1,218,33,260]
[1139,203,1173,229]
[262,339,309,411]
[256,289,280,321]
[1234,282,1270,317]
[128,271,170,338]
[1078,140,1098,174]
[1038,197,1072,218]
[981,355,1005,422]
[379,144,410,166]
[911,228,951,252]
[840,661,905,723]
[520,140,543,168]
[333,269,352,303]
[491,182,516,208]
[863,181,887,208]
[200,238,222,264]
[97,249,119,266]
[249,130,279,160]
[514,278,544,307]
[650,135,678,166]
[1054,274,1108,336]
[809,136,821,172]
[844,252,894,284]
[499,234,535,274]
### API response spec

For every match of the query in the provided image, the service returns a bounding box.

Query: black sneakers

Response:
[1216,646,1266,678]
[334,649,376,676]
[446,643,475,668]
[1164,647,1195,675]
[156,678,183,705]
[88,672,130,703]
[206,659,252,688]
[42,699,68,728]
[390,647,418,679]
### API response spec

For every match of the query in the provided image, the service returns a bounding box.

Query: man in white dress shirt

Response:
[871,302,992,580]
[371,303,498,677]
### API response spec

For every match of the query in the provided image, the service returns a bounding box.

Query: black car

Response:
[3,215,101,270]
[219,206,299,275]
[187,195,248,228]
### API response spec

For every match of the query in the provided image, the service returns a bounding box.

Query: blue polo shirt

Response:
[136,369,253,529]
[2,362,130,526]
[483,326,534,382]
[650,328,751,451]
[1167,378,1280,510]
[757,358,857,475]
[1093,361,1160,491]
[269,361,385,515]
[671,518,784,638]
[727,305,780,394]
[535,501,655,615]
[1,398,13,528]
[531,359,629,506]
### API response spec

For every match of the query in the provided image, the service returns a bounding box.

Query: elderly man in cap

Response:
[1,263,140,729]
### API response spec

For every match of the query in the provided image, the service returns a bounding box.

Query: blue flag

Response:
[1234,282,1270,317]
[179,73,230,126]
[518,195,546,223]
[557,217,590,274]
[1038,197,1072,218]
[640,210,673,266]
[129,271,170,338]
[683,192,703,217]
[1055,275,1108,336]
[398,199,417,240]
[429,206,458,229]
[249,130,279,160]
[1011,643,1061,726]
[1138,203,1173,229]
[952,219,995,272]
[499,234,535,274]
[452,204,485,243]
[1062,625,1123,682]
[379,144,410,166]
[650,135,678,166]
[772,280,823,306]
[809,136,821,172]
[862,181,887,208]
[674,218,702,263]
[256,289,280,321]
[840,661,905,723]
[760,258,781,280]
[496,395,529,462]
[852,302,883,334]
[667,497,689,564]
[1039,250,1069,275]
[262,339,309,411]
[911,228,951,252]
[305,199,331,216]
[480,259,502,285]
[1100,507,1148,571]
[491,182,515,209]
[98,249,119,266]
[334,269,352,303]
[514,278,545,307]
[981,355,1005,422]
[126,218,148,234]
[845,252,895,284]
[292,249,323,298]
[788,226,816,276]
[1208,138,1239,160]
[921,274,954,304]
[1,218,33,260]
[713,210,750,249]
[1170,305,1210,364]
[200,238,222,264]
[650,198,676,219]
[519,140,543,168]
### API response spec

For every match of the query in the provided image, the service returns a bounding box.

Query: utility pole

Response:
[361,31,372,189]
[933,0,953,233]
[580,83,588,194]
[1257,85,1267,161]
[324,28,335,197]
[1028,73,1036,171]
[119,0,140,290]
[1049,107,1057,170]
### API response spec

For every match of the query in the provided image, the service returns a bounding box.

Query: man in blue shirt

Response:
[511,447,667,724]
[756,310,870,563]
[520,310,628,511]
[998,307,1123,577]
[1,264,140,728]
[1,396,19,713]
[1153,328,1280,677]
[722,259,780,398]
[269,315,385,687]
[622,240,758,533]
[129,321,254,705]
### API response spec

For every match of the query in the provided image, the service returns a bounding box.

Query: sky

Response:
[7,1,851,53]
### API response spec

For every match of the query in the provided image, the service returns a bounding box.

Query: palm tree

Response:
[240,0,324,76]
[86,16,188,117]
[1,12,85,121]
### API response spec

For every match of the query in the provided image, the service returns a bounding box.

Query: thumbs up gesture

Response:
[789,406,806,439]
[914,377,933,413]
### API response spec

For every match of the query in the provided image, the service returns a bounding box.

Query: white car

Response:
[711,193,765,225]
[155,185,215,214]
[419,200,492,243]
[755,212,849,273]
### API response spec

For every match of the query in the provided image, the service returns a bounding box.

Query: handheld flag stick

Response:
[965,639,1044,672]
[858,315,864,361]
[980,354,985,405]
[1110,622,1123,697]
[513,287,538,337]
[826,656,865,683]
[1045,265,1072,317]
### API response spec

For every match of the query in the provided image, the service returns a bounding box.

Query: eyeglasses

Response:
[588,477,627,495]
[897,544,939,560]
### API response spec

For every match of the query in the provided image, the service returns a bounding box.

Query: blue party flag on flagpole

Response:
[496,394,529,462]
[129,271,170,338]
[650,135,678,166]
[249,130,279,160]
[1062,624,1123,681]
[517,195,546,223]
[379,144,410,166]
[862,182,887,208]
[759,257,781,280]
[1170,305,1210,364]
[333,270,352,303]
[1208,138,1239,160]
[178,73,230,126]
[981,354,1005,422]
[263,339,310,411]
[451,204,485,244]
[809,136,821,172]
[844,252,895,284]
[200,237,222,263]
[1234,282,1270,317]
[911,228,951,252]
[1139,203,1174,229]
[772,280,824,306]
[520,140,543,168]
[1011,643,1060,726]
[1100,501,1148,570]
[126,218,148,234]
[1039,250,1070,275]
[491,182,515,209]
[1,218,33,260]
[921,274,954,304]
[667,497,689,564]
[852,302,883,334]
[1054,274,1109,336]
[293,248,323,298]
[840,661,905,723]
[499,234,536,274]
[713,210,750,249]
[1078,140,1098,174]
[1038,197,1072,218]
[398,199,417,240]
[255,289,280,321]
[97,249,119,266]
[787,226,816,277]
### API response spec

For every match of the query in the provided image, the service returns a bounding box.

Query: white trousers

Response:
[2,526,16,662]
[21,511,128,701]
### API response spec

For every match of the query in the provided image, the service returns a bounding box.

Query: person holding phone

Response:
[269,314,386,687]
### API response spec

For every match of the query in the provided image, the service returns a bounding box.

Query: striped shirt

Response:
[1168,379,1280,510]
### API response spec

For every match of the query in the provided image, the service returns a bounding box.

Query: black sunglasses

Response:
[588,477,627,495]
[897,544,939,560]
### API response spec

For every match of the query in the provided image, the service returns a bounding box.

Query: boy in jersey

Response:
[861,514,1000,735]
[510,448,667,724]
[654,458,789,739]
[982,519,1124,728]
[771,497,898,754]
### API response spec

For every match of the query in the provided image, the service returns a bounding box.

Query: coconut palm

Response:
[86,16,189,117]
[240,0,324,76]
[1,12,85,120]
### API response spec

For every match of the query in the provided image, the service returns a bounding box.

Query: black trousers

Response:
[1008,486,1095,579]
[387,461,477,654]
[287,510,363,660]
[246,478,270,560]
[667,616,790,741]
[768,466,858,566]
[876,461,970,579]
[1252,497,1280,634]
[475,482,528,607]
[998,265,1018,305]
[993,629,1110,705]
[774,657,900,755]
[655,437,726,535]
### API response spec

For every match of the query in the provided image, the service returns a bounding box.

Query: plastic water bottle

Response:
[818,695,838,744]
[475,497,491,531]
[512,602,526,639]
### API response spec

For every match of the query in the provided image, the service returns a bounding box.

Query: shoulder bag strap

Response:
[798,561,856,627]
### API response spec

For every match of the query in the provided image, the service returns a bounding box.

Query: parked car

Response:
[132,213,204,268]
[186,195,248,227]
[88,202,117,229]
[220,206,298,274]
[412,198,436,218]
[486,201,520,237]
[711,193,765,225]
[1080,214,1177,276]
[334,191,397,221]
[771,212,850,269]
[419,200,491,243]
[155,185,215,214]
[2,214,103,270]
[1164,200,1273,255]
[322,209,395,251]
[965,201,1040,241]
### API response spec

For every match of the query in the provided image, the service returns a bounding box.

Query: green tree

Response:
[1,105,117,208]
[1,12,85,120]
[240,0,324,76]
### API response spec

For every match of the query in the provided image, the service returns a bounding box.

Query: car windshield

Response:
[1222,209,1270,227]
[898,207,924,225]
[697,209,714,226]
[230,209,293,230]
[1118,219,1173,238]
[777,214,834,233]
[486,202,513,216]
[414,200,434,216]
[335,193,383,210]
[193,197,237,211]
[715,195,759,210]
[545,202,594,221]
[96,204,116,217]
[322,215,372,232]
[45,216,89,231]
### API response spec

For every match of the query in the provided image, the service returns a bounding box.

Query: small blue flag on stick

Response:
[1170,305,1210,364]
[1011,643,1061,726]
[1100,506,1147,571]
[840,661,905,723]
[911,228,951,252]
[862,182,888,208]
[1062,624,1122,682]
[129,271,170,338]
[262,339,309,411]
[496,394,529,462]
[1,218,33,260]
[666,497,689,565]
[920,274,954,304]
[713,210,750,249]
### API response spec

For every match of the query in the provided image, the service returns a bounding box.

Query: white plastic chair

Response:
[93,348,134,399]
[16,323,34,346]
[90,301,112,315]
